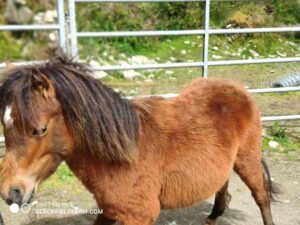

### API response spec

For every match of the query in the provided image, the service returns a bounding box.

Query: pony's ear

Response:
[6,62,15,72]
[31,72,55,98]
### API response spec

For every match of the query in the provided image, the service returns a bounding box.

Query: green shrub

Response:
[274,0,300,25]
[269,122,287,138]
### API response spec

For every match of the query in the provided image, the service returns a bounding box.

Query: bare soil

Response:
[0,156,299,225]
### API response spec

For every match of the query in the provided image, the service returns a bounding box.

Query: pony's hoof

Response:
[226,192,232,208]
[203,218,217,225]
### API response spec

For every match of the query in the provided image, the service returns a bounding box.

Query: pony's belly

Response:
[159,164,231,209]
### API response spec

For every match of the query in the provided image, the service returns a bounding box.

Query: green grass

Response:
[39,164,79,193]
[263,136,300,155]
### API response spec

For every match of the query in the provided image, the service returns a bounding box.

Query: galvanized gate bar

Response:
[76,0,206,2]
[262,115,300,122]
[77,27,300,38]
[75,0,250,2]
[0,61,47,70]
[77,30,206,37]
[210,27,300,34]
[91,61,205,71]
[248,87,300,94]
[89,57,300,71]
[0,24,60,31]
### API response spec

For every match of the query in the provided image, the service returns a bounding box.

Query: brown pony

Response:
[0,53,276,225]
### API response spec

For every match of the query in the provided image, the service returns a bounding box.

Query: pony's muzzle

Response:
[7,186,23,206]
[6,186,35,206]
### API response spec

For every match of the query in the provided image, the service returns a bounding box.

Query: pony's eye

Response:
[32,125,48,137]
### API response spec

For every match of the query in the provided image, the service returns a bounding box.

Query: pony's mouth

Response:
[4,188,36,207]
[26,188,36,205]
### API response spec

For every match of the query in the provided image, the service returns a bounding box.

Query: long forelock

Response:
[0,54,140,163]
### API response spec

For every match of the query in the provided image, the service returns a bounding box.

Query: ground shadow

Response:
[22,201,247,225]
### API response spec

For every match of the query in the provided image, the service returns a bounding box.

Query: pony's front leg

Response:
[93,214,118,225]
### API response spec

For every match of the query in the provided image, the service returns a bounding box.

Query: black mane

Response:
[0,52,139,163]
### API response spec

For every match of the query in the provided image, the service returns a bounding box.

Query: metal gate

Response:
[69,0,300,121]
[0,0,300,144]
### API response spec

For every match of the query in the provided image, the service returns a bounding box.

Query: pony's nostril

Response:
[12,188,21,194]
[9,187,23,205]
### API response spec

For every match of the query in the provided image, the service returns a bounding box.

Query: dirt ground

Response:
[0,156,299,225]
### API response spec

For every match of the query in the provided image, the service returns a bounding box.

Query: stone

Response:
[33,10,57,24]
[268,141,279,149]
[165,70,174,75]
[129,55,156,65]
[123,70,144,80]
[249,49,260,57]
[212,55,222,59]
[5,0,33,24]
[92,71,108,79]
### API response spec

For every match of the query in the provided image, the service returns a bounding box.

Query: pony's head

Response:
[0,53,139,206]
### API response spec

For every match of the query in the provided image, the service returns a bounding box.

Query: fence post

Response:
[69,0,78,57]
[57,0,67,52]
[202,0,210,78]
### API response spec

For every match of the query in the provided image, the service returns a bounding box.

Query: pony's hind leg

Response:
[204,181,232,225]
[234,155,274,225]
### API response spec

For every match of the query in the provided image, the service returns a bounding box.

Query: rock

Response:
[168,221,177,225]
[169,57,176,62]
[276,51,287,57]
[123,70,144,80]
[129,89,138,95]
[212,46,219,51]
[118,60,129,66]
[108,55,115,61]
[89,60,100,67]
[48,32,57,42]
[286,41,296,47]
[129,55,156,65]
[268,141,279,149]
[165,70,174,75]
[184,41,190,45]
[33,10,57,24]
[119,53,127,59]
[148,74,155,79]
[226,23,234,28]
[249,49,260,57]
[92,71,108,79]
[181,50,187,55]
[212,55,222,59]
[4,0,33,24]
[145,78,153,83]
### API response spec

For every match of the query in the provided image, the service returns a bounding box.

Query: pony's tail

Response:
[261,159,280,201]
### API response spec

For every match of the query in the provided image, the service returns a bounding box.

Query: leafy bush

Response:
[274,0,300,25]
[269,122,287,138]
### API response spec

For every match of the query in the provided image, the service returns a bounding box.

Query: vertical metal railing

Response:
[202,0,210,78]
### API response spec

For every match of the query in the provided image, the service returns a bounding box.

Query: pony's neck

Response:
[64,151,105,192]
